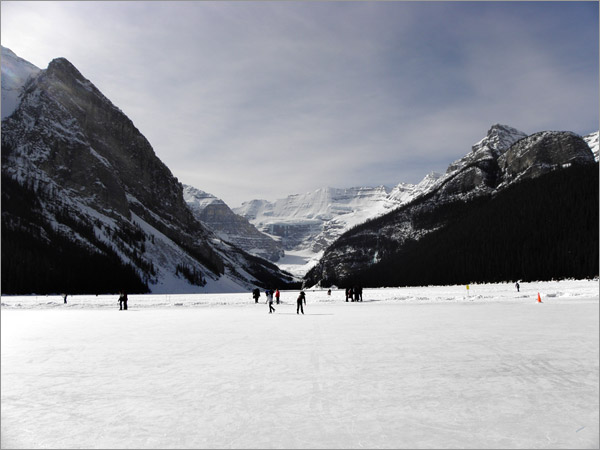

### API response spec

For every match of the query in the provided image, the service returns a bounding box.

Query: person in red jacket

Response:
[275,289,281,304]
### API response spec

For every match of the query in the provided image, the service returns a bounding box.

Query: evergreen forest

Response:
[333,163,599,287]
[1,176,150,295]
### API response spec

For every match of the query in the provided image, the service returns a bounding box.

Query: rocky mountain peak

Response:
[2,48,297,293]
[471,123,528,157]
[46,57,82,78]
[304,125,598,289]
[37,56,120,120]
[499,131,595,183]
[183,185,285,262]
[184,186,225,208]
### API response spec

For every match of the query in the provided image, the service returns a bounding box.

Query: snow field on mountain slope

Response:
[2,282,598,449]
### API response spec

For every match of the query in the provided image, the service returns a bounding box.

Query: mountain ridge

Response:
[304,128,597,287]
[2,46,597,292]
[230,124,598,279]
[1,47,297,294]
[183,184,285,262]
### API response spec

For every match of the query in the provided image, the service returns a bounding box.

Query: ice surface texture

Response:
[2,280,598,449]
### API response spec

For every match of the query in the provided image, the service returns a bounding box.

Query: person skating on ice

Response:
[267,290,275,313]
[297,290,306,314]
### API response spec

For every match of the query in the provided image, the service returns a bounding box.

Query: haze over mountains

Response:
[1,46,598,293]
[1,47,41,120]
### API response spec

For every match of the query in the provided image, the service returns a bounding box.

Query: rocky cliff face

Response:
[470,124,528,158]
[498,130,595,183]
[233,182,442,263]
[183,185,284,262]
[305,125,597,287]
[1,50,296,293]
[431,124,528,201]
[234,186,399,253]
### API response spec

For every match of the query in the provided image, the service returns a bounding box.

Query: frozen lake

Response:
[1,280,598,448]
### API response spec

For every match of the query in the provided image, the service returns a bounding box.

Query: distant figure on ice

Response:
[63,293,68,304]
[267,290,275,313]
[354,286,363,302]
[327,289,331,296]
[515,282,520,292]
[297,290,306,314]
[118,290,128,310]
[252,288,261,303]
[346,287,353,302]
[275,289,281,304]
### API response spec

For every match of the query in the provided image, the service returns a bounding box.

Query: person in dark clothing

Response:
[252,288,261,303]
[515,282,520,292]
[118,291,128,310]
[357,286,363,302]
[297,290,306,314]
[63,293,68,304]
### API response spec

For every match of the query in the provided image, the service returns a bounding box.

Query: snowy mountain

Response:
[233,186,405,276]
[183,185,284,262]
[234,186,394,251]
[584,131,599,161]
[232,177,453,277]
[234,124,599,280]
[1,46,41,119]
[430,124,529,198]
[233,125,533,277]
[305,125,598,287]
[1,47,297,294]
[388,173,441,204]
[470,124,528,158]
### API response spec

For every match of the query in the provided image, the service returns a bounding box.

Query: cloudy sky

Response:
[1,1,598,207]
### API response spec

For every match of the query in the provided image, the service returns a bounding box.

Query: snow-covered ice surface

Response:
[2,280,598,449]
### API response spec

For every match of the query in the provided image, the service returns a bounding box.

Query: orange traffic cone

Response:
[537,293,542,303]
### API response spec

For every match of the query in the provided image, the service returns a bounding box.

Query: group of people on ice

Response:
[253,287,281,304]
[345,286,363,302]
[252,288,306,314]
